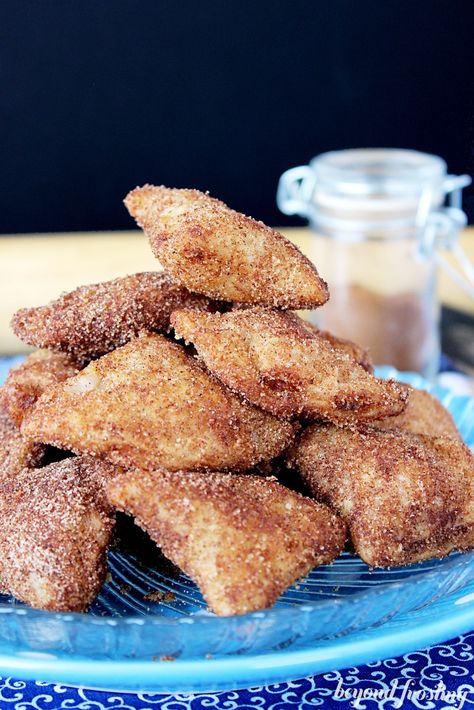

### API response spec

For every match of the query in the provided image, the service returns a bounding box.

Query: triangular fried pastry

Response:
[373,385,461,440]
[107,468,346,615]
[22,333,297,472]
[124,185,329,309]
[0,456,116,611]
[11,272,213,363]
[0,350,79,426]
[171,308,407,423]
[288,423,474,567]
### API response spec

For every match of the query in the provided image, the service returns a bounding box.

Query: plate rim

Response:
[2,584,474,692]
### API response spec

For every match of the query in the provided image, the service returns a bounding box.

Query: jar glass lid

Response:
[310,149,446,199]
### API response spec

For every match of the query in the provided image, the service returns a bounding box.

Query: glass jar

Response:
[277,149,472,379]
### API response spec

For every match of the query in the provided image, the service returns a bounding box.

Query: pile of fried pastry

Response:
[1,185,473,617]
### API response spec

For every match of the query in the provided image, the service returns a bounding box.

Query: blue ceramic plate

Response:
[0,360,473,692]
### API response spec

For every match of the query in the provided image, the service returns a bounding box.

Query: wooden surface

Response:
[1,227,473,354]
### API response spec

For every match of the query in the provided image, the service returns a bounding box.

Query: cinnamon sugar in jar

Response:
[278,149,471,379]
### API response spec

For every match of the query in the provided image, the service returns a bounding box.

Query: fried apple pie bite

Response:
[373,385,461,440]
[0,350,79,426]
[171,308,407,423]
[11,272,213,363]
[288,423,474,567]
[107,468,346,615]
[124,185,329,309]
[22,333,297,472]
[0,456,116,611]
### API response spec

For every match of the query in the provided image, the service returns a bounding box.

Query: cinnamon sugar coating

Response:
[11,272,213,363]
[22,333,297,472]
[171,308,407,423]
[0,350,79,426]
[125,185,329,309]
[0,409,45,473]
[301,321,374,374]
[107,468,346,615]
[288,424,474,567]
[373,385,461,440]
[0,456,116,611]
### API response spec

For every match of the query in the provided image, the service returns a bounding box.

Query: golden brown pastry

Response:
[107,467,346,615]
[171,308,407,423]
[124,185,329,309]
[300,321,374,374]
[288,423,474,567]
[22,332,297,472]
[0,409,45,474]
[373,385,461,440]
[0,456,116,611]
[11,272,213,363]
[0,350,79,426]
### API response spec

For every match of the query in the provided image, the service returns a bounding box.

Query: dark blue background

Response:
[0,0,473,233]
